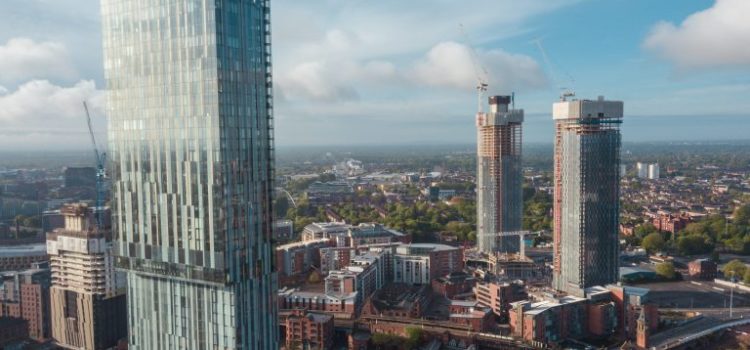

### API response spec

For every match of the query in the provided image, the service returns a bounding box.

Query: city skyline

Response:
[2,1,750,349]
[0,0,749,150]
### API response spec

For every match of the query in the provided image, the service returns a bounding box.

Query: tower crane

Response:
[83,101,107,230]
[459,24,489,113]
[532,38,575,101]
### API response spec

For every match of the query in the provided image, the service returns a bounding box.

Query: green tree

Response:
[641,232,666,254]
[677,234,714,255]
[404,327,423,349]
[655,262,676,280]
[723,259,748,280]
[743,268,750,284]
[635,223,659,239]
[734,204,750,227]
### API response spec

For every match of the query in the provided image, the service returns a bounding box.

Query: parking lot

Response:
[637,280,750,308]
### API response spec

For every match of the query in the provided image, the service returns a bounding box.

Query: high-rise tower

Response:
[101,1,278,349]
[552,96,623,297]
[476,95,524,254]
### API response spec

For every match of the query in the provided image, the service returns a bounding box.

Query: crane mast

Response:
[83,101,106,231]
[459,24,489,114]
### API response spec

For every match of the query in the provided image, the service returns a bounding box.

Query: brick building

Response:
[276,238,333,285]
[0,263,51,342]
[448,300,494,332]
[278,288,358,320]
[475,280,527,317]
[688,259,717,280]
[285,308,334,350]
[320,247,354,274]
[432,271,476,298]
[652,213,691,234]
[509,295,588,343]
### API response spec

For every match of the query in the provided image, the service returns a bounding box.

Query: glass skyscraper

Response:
[101,0,277,348]
[552,96,623,297]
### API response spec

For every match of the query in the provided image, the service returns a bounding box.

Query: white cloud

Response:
[0,80,105,144]
[410,41,546,92]
[0,38,77,84]
[643,0,750,70]
[272,1,574,103]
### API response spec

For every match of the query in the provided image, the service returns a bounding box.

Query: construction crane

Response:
[532,38,575,101]
[459,24,489,113]
[83,101,106,231]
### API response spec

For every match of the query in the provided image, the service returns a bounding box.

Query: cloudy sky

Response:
[0,0,749,150]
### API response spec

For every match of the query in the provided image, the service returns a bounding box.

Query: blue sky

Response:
[0,0,748,149]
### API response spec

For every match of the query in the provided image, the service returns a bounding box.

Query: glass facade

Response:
[552,99,622,297]
[101,0,277,348]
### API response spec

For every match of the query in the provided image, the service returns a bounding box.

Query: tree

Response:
[641,232,666,254]
[677,234,714,255]
[744,268,750,285]
[735,204,750,227]
[635,223,659,239]
[655,262,676,280]
[723,259,747,281]
[404,327,423,349]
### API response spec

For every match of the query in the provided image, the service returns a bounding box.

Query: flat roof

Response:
[0,243,47,258]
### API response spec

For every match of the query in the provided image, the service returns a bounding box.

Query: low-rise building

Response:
[508,285,657,345]
[274,219,294,241]
[475,280,528,317]
[0,243,48,272]
[688,259,717,280]
[509,294,588,344]
[366,243,464,285]
[302,222,351,242]
[276,238,333,284]
[0,263,51,342]
[278,288,358,320]
[448,300,494,332]
[306,181,355,205]
[432,271,476,298]
[361,284,431,319]
[285,309,334,350]
[320,247,355,274]
[652,213,691,234]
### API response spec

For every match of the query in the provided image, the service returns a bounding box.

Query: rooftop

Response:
[0,243,47,258]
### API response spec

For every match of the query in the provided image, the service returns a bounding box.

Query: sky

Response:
[0,0,749,150]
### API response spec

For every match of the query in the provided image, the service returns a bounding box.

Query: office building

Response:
[101,0,277,348]
[47,203,126,349]
[552,96,623,297]
[476,95,524,254]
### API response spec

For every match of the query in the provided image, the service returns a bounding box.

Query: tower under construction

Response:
[552,96,623,297]
[476,95,524,254]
